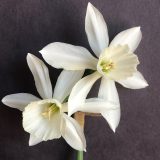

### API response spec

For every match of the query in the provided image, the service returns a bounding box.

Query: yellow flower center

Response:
[100,60,115,73]
[42,103,59,120]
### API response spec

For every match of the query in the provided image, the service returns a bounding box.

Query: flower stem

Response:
[77,151,83,160]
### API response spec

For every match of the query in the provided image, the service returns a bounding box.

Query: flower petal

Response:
[2,93,40,111]
[72,98,118,114]
[29,134,42,146]
[98,77,120,132]
[27,53,52,99]
[23,100,62,141]
[85,2,109,57]
[117,71,148,89]
[53,70,84,103]
[110,27,142,52]
[40,42,98,70]
[61,113,86,151]
[68,72,101,116]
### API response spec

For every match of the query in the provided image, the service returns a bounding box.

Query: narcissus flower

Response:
[2,53,86,151]
[40,3,148,132]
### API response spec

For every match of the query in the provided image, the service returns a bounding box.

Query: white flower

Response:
[39,3,148,132]
[2,53,86,151]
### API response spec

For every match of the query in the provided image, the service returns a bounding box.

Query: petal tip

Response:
[110,125,118,133]
[87,2,95,11]
[88,2,92,7]
[135,26,142,34]
[1,97,6,104]
[144,81,149,88]
[136,26,141,30]
[27,53,32,56]
[27,53,34,61]
[39,50,43,54]
[29,141,33,146]
[112,128,116,133]
[27,53,35,59]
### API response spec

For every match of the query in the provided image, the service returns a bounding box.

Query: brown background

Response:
[0,0,159,159]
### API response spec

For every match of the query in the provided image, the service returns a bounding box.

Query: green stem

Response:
[77,151,83,160]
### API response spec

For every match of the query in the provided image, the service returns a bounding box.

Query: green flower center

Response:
[42,103,59,120]
[100,60,115,73]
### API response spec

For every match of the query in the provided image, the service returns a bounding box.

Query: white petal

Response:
[40,42,98,70]
[29,134,42,146]
[85,2,109,57]
[68,72,101,116]
[98,77,120,132]
[61,113,86,151]
[117,71,148,89]
[27,53,52,99]
[53,70,84,103]
[110,27,142,52]
[2,93,40,111]
[73,98,118,114]
[23,100,62,141]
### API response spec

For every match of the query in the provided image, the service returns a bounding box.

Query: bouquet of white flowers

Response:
[1,3,148,160]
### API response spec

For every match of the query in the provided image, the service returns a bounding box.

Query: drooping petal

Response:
[68,72,102,116]
[27,53,52,99]
[71,98,118,114]
[117,71,148,89]
[85,2,109,57]
[110,27,142,52]
[2,93,40,111]
[53,70,84,103]
[23,100,62,141]
[29,134,42,146]
[40,42,98,70]
[98,77,120,132]
[61,113,86,151]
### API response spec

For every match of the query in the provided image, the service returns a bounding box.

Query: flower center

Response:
[97,45,139,80]
[100,60,115,73]
[42,103,59,120]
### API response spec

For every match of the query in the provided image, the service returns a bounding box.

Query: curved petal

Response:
[117,71,148,89]
[110,27,142,52]
[29,134,42,146]
[85,2,109,57]
[2,93,40,111]
[72,98,118,114]
[27,53,52,99]
[23,100,62,141]
[68,72,101,116]
[98,77,120,132]
[40,42,98,70]
[53,70,84,103]
[61,113,86,151]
